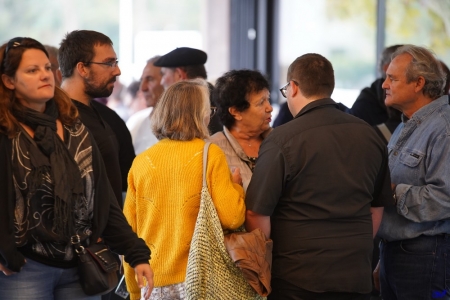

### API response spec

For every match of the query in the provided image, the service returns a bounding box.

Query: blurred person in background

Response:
[351,45,404,126]
[126,56,164,154]
[439,60,450,95]
[44,45,62,87]
[124,80,146,116]
[105,80,129,121]
[154,47,222,134]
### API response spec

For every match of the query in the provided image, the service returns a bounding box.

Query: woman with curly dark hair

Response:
[210,69,273,190]
[0,37,153,300]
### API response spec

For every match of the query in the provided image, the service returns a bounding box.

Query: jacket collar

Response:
[404,95,449,124]
[294,98,339,119]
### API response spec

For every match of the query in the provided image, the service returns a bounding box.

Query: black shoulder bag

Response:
[71,234,119,296]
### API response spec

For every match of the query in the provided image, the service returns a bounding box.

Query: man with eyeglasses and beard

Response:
[59,30,135,211]
[58,30,137,300]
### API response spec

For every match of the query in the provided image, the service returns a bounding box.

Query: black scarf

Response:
[14,100,84,240]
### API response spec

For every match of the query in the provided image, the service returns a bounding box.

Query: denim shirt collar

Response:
[403,95,449,125]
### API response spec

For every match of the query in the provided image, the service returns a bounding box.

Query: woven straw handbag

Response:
[185,142,259,300]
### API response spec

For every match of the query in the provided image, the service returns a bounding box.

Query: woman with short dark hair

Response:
[210,69,273,190]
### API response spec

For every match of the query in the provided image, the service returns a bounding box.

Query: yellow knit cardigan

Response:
[123,138,245,299]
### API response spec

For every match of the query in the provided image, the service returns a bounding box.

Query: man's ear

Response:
[228,106,242,121]
[75,62,89,78]
[291,81,299,97]
[415,76,426,93]
[175,67,188,80]
[1,74,15,90]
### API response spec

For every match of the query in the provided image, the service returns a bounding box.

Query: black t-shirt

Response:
[74,100,135,208]
[246,98,393,294]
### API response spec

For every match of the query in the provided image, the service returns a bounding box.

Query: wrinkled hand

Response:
[134,263,154,300]
[373,260,380,291]
[0,263,15,276]
[231,167,243,186]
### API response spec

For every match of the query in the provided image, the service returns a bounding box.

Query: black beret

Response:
[153,47,207,67]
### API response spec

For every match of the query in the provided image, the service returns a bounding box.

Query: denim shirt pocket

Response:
[399,150,424,167]
[397,150,424,181]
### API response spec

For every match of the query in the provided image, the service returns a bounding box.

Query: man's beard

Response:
[84,75,116,98]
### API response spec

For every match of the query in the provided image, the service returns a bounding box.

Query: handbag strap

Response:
[202,142,211,188]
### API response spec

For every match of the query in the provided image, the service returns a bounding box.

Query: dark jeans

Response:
[268,278,371,300]
[0,258,99,300]
[380,234,450,300]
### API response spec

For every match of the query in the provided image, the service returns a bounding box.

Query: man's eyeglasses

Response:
[210,107,217,118]
[279,80,298,98]
[83,60,119,68]
[4,37,24,56]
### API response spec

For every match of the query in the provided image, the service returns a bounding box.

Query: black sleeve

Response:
[351,78,388,126]
[116,121,135,192]
[89,136,150,268]
[273,102,293,128]
[0,135,26,272]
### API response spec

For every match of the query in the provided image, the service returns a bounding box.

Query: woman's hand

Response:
[231,167,243,186]
[0,262,15,276]
[134,263,154,300]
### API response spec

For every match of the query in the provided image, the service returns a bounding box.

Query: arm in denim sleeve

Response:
[396,133,450,222]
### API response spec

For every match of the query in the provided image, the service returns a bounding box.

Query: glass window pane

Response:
[278,0,377,108]
[0,0,229,85]
[385,0,450,63]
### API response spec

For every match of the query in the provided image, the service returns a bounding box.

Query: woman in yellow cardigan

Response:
[123,79,245,300]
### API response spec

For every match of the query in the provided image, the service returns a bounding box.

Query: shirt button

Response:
[394,151,398,156]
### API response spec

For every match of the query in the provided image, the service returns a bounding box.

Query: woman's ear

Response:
[1,74,15,90]
[229,106,242,121]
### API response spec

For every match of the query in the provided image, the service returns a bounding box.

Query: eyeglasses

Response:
[4,37,24,56]
[210,107,217,118]
[279,80,298,98]
[83,60,119,68]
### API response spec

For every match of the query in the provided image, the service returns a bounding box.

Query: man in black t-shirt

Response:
[245,53,394,300]
[58,30,136,300]
[58,30,135,211]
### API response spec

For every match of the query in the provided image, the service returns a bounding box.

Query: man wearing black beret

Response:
[154,47,222,134]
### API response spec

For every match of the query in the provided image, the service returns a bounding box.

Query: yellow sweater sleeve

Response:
[123,169,142,300]
[121,139,245,289]
[207,144,246,229]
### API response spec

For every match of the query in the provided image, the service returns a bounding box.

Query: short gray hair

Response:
[392,45,446,100]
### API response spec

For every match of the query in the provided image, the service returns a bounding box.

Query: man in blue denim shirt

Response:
[375,45,450,300]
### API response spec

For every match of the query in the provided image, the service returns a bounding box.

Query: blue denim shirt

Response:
[378,95,450,242]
